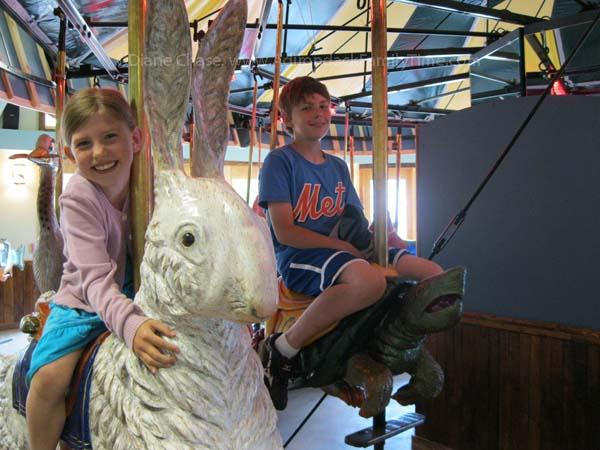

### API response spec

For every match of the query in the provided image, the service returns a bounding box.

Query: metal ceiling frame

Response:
[248,22,504,39]
[349,100,451,116]
[341,73,470,101]
[55,0,123,82]
[228,59,470,94]
[4,1,599,119]
[395,0,542,26]
[235,47,481,68]
[0,59,56,88]
[250,0,275,63]
[83,20,502,41]
[0,0,58,56]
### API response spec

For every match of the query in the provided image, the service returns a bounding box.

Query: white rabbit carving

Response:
[0,0,282,448]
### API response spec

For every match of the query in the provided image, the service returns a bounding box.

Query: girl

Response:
[25,88,180,450]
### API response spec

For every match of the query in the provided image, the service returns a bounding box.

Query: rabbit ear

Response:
[191,0,247,178]
[144,0,191,173]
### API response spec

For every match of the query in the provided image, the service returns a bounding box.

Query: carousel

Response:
[0,1,599,449]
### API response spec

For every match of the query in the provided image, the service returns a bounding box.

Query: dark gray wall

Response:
[417,96,600,330]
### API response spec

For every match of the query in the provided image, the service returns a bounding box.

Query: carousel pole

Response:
[269,0,284,150]
[372,0,389,442]
[246,73,259,203]
[128,0,153,291]
[343,104,350,163]
[349,129,355,182]
[54,9,67,219]
[371,0,388,268]
[258,121,264,170]
[394,128,402,229]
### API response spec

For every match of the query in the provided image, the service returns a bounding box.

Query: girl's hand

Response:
[133,319,180,374]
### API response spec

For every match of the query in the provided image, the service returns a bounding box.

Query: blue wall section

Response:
[0,130,415,165]
[417,96,600,330]
[0,129,56,150]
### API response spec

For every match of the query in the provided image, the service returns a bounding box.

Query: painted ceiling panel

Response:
[18,0,127,64]
[2,0,599,118]
[257,2,415,103]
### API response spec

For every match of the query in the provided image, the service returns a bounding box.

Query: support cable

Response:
[283,393,328,448]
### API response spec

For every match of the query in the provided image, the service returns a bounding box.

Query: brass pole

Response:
[246,77,259,203]
[269,0,284,150]
[188,113,194,175]
[371,0,388,266]
[258,124,263,170]
[395,129,401,229]
[343,105,350,163]
[54,11,67,220]
[128,0,152,291]
[349,133,355,182]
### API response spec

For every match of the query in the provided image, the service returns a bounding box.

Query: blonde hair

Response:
[62,88,137,146]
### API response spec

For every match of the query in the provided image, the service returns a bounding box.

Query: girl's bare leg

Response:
[26,349,84,450]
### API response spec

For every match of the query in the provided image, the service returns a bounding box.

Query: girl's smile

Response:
[65,111,140,209]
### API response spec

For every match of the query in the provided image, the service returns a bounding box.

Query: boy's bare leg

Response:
[393,254,442,282]
[27,349,84,450]
[285,261,387,349]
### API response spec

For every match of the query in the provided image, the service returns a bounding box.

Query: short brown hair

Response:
[62,88,137,146]
[279,77,330,133]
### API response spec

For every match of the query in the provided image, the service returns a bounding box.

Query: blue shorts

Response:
[281,247,409,297]
[26,303,107,386]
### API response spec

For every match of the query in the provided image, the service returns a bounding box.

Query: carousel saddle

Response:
[12,331,110,450]
[267,261,400,347]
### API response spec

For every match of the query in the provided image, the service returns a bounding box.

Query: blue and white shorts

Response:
[280,247,409,297]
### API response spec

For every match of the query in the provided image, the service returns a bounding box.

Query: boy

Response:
[258,77,441,410]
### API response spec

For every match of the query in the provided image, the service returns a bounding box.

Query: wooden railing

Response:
[415,312,600,450]
[0,261,39,329]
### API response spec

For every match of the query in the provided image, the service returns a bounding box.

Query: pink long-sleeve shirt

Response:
[54,173,148,349]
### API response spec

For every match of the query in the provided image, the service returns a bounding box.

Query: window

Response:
[369,179,408,238]
[230,177,258,204]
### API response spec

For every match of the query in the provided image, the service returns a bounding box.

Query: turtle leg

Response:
[321,381,365,409]
[344,353,393,418]
[393,349,444,405]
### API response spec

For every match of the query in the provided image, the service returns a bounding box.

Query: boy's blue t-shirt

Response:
[258,144,362,272]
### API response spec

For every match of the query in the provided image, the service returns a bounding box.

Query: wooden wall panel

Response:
[415,313,600,450]
[0,261,39,329]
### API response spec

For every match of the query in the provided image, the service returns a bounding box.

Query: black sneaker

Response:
[261,332,293,410]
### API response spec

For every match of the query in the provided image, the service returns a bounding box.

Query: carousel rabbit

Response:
[0,0,282,449]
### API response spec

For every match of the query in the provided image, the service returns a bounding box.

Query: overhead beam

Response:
[236,47,481,68]
[66,66,129,79]
[341,73,469,101]
[316,60,469,82]
[0,0,58,55]
[83,21,499,40]
[0,60,56,88]
[55,0,123,82]
[229,60,470,94]
[253,23,503,39]
[395,0,541,26]
[349,100,451,115]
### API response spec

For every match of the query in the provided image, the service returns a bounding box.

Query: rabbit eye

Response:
[182,232,195,247]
